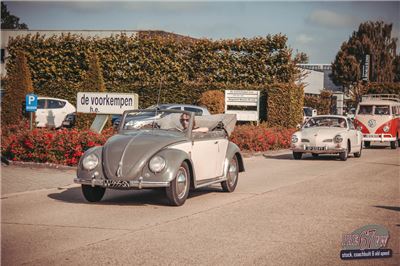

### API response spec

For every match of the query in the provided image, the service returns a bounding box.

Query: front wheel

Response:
[221,156,239,192]
[166,162,190,206]
[293,152,302,160]
[339,149,348,161]
[81,185,106,202]
[390,140,398,149]
[364,141,371,148]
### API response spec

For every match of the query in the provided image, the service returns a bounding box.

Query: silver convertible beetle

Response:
[291,115,363,161]
[74,109,245,206]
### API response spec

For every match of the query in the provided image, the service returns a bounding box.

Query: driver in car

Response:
[180,113,209,133]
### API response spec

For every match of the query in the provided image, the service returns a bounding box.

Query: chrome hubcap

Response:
[228,159,238,186]
[176,167,188,199]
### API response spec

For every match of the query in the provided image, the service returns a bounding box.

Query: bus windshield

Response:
[358,105,373,115]
[357,105,391,115]
[374,105,390,115]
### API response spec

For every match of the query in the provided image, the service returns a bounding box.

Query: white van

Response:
[36,97,76,128]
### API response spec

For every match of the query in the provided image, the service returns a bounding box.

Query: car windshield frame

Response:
[303,117,348,129]
[118,109,194,138]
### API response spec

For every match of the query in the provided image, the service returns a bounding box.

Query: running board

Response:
[195,176,226,189]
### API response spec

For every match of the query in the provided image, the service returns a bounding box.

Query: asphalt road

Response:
[1,147,399,265]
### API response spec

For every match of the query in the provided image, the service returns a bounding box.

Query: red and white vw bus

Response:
[354,94,400,149]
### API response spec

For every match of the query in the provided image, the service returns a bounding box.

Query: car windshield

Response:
[304,117,347,128]
[121,110,191,133]
[303,107,313,117]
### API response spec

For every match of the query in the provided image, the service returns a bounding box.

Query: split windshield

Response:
[358,105,390,115]
[304,117,347,128]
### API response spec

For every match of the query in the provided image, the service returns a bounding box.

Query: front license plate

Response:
[305,146,325,151]
[104,180,130,188]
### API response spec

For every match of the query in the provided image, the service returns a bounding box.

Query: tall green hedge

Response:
[266,84,304,128]
[6,33,305,127]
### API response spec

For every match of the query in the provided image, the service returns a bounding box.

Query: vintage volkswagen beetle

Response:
[74,109,245,206]
[291,115,363,161]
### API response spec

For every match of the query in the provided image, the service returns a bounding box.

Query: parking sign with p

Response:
[26,93,38,112]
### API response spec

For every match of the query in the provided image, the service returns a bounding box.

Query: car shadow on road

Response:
[374,205,400,212]
[262,154,345,161]
[48,186,221,206]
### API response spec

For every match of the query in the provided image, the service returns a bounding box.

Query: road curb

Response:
[6,161,76,170]
[3,149,292,169]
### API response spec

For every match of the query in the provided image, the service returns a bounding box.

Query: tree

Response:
[331,21,398,98]
[394,55,400,82]
[1,51,34,126]
[1,2,28,29]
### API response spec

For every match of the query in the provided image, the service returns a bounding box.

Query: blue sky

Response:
[4,1,400,63]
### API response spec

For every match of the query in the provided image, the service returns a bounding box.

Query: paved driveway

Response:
[1,148,399,265]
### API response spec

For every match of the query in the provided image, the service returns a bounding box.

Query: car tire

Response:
[81,185,106,202]
[221,156,239,192]
[339,148,348,161]
[364,141,371,148]
[354,145,362,158]
[312,153,319,158]
[390,140,398,149]
[293,152,302,160]
[166,162,190,206]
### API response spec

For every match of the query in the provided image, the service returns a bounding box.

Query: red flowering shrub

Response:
[1,121,294,166]
[1,121,115,166]
[230,124,295,152]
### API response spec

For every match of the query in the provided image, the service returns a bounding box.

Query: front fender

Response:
[141,148,191,183]
[77,146,105,180]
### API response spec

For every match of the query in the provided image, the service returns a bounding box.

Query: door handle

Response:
[214,141,218,144]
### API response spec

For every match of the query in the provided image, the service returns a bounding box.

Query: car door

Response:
[35,99,47,127]
[47,99,67,128]
[190,138,219,181]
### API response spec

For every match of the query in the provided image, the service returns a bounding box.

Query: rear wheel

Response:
[166,162,190,206]
[354,145,362,158]
[364,141,371,148]
[81,185,106,202]
[293,152,302,160]
[221,156,239,192]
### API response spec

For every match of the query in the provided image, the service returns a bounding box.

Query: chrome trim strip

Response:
[195,176,226,188]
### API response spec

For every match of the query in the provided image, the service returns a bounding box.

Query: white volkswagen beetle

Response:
[291,115,363,161]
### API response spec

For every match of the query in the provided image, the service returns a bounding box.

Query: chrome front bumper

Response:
[291,146,346,154]
[74,178,170,189]
[363,134,396,142]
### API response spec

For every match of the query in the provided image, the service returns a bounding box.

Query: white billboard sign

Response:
[77,92,139,114]
[225,90,260,122]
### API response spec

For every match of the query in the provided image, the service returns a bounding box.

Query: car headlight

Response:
[82,154,99,170]
[291,135,299,144]
[334,135,343,143]
[383,125,389,132]
[149,156,166,173]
